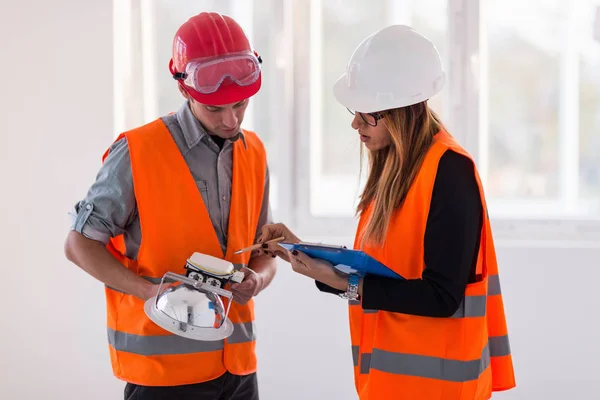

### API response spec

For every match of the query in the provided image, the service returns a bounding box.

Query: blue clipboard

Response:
[278,242,404,280]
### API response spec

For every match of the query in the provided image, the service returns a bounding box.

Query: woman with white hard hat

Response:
[259,25,516,399]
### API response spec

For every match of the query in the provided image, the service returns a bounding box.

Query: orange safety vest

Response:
[101,118,267,386]
[349,131,515,399]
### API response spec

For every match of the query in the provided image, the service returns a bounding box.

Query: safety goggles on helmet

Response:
[170,51,262,94]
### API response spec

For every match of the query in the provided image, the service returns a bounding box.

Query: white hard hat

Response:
[333,25,446,113]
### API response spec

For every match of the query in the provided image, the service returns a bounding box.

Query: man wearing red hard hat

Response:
[65,12,275,399]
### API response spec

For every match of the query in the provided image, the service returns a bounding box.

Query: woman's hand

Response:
[257,223,301,262]
[287,249,348,291]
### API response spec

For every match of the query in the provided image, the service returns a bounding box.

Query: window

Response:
[480,0,600,219]
[305,0,448,218]
[115,0,600,243]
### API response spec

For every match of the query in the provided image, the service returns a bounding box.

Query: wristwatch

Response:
[339,273,360,301]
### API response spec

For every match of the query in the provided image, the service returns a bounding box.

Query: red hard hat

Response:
[170,12,262,106]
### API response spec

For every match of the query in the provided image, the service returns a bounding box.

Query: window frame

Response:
[114,0,600,245]
[292,0,600,244]
[448,0,600,244]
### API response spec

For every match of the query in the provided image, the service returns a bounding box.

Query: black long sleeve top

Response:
[316,151,483,318]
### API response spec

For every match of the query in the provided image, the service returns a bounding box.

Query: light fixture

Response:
[144,253,244,341]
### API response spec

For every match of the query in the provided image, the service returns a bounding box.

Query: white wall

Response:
[0,1,121,399]
[1,1,599,399]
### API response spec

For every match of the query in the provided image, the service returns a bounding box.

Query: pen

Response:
[233,236,286,255]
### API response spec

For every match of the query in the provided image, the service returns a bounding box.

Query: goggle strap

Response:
[172,72,188,80]
[169,58,188,81]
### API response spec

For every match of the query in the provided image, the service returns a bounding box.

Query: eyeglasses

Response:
[347,108,386,127]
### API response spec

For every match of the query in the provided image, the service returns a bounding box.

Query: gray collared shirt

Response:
[70,102,271,259]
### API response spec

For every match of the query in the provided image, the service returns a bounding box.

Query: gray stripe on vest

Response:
[360,352,372,374]
[233,263,248,271]
[352,345,359,367]
[107,328,224,356]
[186,263,246,272]
[489,334,511,357]
[481,342,491,371]
[452,295,487,318]
[369,343,491,382]
[227,321,256,344]
[488,274,502,296]
[348,300,376,312]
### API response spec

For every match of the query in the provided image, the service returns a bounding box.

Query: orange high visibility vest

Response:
[349,131,515,399]
[102,118,267,386]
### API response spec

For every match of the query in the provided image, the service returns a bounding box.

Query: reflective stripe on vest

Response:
[107,321,256,356]
[359,343,490,382]
[354,335,511,379]
[349,293,490,319]
[451,295,487,318]
[488,273,502,295]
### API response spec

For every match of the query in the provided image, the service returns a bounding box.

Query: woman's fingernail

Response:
[292,250,298,256]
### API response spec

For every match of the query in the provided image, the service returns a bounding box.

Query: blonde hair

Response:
[357,101,446,246]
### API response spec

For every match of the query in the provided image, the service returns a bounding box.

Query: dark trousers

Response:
[124,372,259,400]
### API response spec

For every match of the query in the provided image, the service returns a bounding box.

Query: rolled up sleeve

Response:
[69,138,137,244]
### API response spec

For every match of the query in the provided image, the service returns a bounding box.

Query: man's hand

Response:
[138,282,172,302]
[230,267,264,305]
